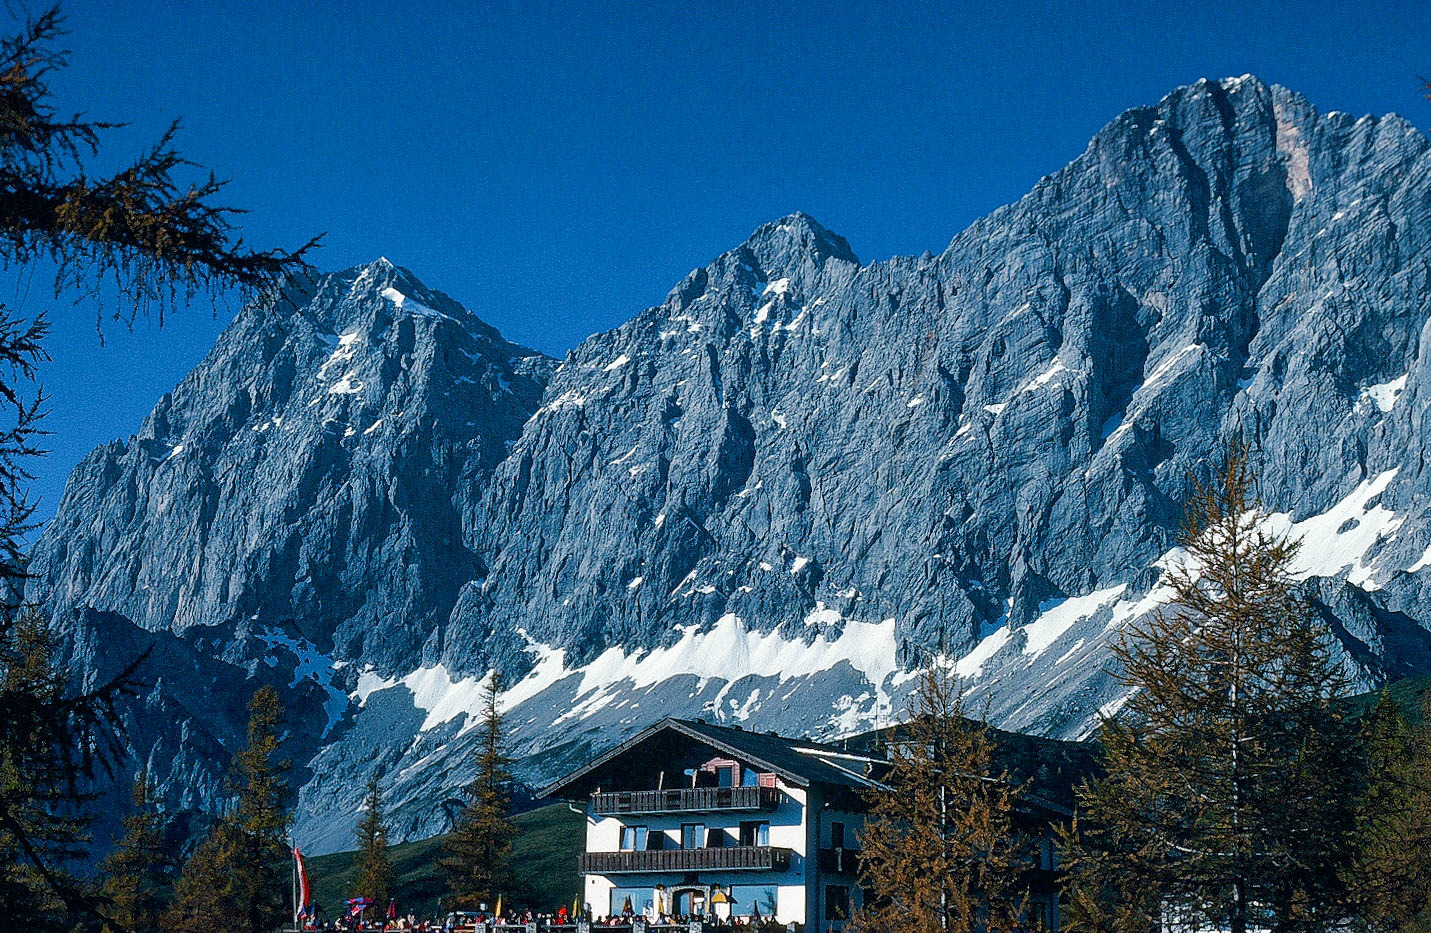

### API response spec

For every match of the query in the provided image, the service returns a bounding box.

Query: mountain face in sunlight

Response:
[30,76,1431,852]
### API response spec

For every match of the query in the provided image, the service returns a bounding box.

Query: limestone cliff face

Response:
[31,76,1431,852]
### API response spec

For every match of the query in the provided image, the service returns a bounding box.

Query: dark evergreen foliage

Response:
[1344,692,1431,930]
[0,5,310,929]
[352,771,394,916]
[442,673,518,910]
[0,610,138,931]
[161,686,290,933]
[99,773,169,933]
[0,5,318,327]
[854,665,1029,933]
[1062,445,1360,933]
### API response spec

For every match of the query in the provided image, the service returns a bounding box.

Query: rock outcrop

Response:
[29,76,1431,852]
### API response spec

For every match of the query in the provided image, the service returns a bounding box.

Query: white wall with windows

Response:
[583,780,812,924]
[586,785,807,857]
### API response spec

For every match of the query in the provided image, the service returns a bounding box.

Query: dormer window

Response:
[697,756,742,788]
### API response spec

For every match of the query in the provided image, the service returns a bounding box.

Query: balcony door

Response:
[738,820,770,847]
[672,886,709,917]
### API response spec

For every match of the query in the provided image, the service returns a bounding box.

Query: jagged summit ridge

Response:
[33,260,554,653]
[28,77,1431,854]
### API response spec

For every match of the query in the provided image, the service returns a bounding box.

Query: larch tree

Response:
[352,771,394,915]
[854,664,1029,933]
[162,686,291,933]
[0,4,313,928]
[442,672,518,910]
[0,610,122,932]
[1343,692,1431,931]
[99,772,170,933]
[0,5,318,325]
[1062,444,1358,933]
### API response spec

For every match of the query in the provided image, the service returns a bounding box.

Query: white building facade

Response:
[541,718,882,930]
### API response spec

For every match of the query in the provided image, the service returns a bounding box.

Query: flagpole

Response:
[291,837,298,931]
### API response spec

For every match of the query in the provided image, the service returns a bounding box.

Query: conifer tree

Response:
[99,773,169,933]
[158,821,232,933]
[352,771,394,915]
[0,5,318,326]
[442,673,518,910]
[0,609,123,931]
[855,664,1028,933]
[1063,444,1358,933]
[1343,692,1431,931]
[0,8,310,927]
[162,686,290,933]
[1260,606,1360,931]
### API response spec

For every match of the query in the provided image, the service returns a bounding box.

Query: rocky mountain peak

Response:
[30,78,1431,855]
[741,212,860,267]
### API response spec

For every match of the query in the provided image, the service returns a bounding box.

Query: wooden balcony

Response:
[580,845,792,874]
[816,847,862,875]
[591,786,779,815]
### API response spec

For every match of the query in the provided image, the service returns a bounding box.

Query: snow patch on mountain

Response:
[1023,585,1129,657]
[353,636,570,734]
[1360,374,1408,413]
[317,332,362,380]
[380,286,451,321]
[955,625,1011,678]
[1267,468,1404,588]
[358,611,900,741]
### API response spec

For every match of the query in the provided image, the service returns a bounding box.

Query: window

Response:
[619,825,648,851]
[673,889,707,917]
[729,884,779,919]
[824,885,851,922]
[1039,836,1058,870]
[610,887,653,917]
[717,765,736,787]
[738,820,770,846]
[706,826,727,848]
[830,821,845,848]
[681,823,705,849]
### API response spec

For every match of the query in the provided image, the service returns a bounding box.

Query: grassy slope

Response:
[1346,672,1431,725]
[307,803,584,918]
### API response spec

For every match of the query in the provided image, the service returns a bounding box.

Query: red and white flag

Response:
[292,846,312,915]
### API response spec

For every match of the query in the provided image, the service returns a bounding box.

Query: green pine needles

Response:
[352,772,394,915]
[442,672,519,911]
[1063,444,1359,933]
[162,686,291,933]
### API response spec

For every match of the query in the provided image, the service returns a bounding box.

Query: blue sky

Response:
[19,0,1431,522]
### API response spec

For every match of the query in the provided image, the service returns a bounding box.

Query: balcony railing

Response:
[580,845,792,874]
[592,786,779,815]
[817,847,862,875]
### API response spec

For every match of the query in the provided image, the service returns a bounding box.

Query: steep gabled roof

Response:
[538,717,885,800]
